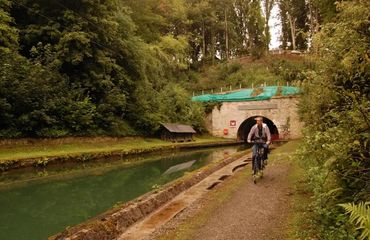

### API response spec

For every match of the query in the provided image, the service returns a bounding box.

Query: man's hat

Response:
[254,116,263,121]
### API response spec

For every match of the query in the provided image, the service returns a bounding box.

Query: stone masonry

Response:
[206,96,302,140]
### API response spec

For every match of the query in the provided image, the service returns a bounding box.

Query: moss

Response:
[35,157,49,167]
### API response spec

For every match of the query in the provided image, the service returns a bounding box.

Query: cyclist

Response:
[247,116,271,165]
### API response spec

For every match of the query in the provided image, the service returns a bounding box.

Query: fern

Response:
[339,202,370,240]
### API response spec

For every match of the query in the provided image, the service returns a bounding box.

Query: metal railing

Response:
[192,81,291,96]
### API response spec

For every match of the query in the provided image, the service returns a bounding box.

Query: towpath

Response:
[150,141,299,240]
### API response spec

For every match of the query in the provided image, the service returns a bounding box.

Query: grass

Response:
[259,140,316,239]
[0,135,233,161]
[284,143,317,240]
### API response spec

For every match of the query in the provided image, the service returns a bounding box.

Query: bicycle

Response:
[252,142,266,184]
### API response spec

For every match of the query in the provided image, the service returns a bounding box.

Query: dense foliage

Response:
[278,0,339,51]
[296,0,370,239]
[190,54,313,93]
[0,0,277,137]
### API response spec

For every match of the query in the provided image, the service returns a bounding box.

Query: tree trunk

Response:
[308,0,320,40]
[211,29,215,65]
[314,4,320,33]
[225,9,229,60]
[263,0,274,51]
[264,21,270,51]
[202,18,206,59]
[308,0,314,37]
[287,13,296,50]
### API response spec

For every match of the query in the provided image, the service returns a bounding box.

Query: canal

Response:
[0,144,248,240]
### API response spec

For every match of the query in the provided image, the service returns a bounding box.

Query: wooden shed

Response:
[160,123,196,142]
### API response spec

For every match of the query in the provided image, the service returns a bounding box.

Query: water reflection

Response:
[163,160,196,175]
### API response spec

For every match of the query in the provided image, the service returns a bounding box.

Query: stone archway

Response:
[237,116,279,142]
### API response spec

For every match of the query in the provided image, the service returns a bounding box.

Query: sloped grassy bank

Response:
[0,137,240,171]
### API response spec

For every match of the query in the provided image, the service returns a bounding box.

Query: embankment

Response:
[0,138,241,171]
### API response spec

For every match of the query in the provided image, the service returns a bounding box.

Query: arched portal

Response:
[237,116,279,142]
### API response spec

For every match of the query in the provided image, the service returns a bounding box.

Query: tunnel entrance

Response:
[237,116,279,142]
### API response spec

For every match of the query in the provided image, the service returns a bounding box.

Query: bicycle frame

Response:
[252,143,265,183]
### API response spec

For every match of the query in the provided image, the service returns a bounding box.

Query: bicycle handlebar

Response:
[252,140,266,144]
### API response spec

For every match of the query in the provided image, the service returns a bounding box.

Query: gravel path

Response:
[150,150,295,240]
[193,157,293,240]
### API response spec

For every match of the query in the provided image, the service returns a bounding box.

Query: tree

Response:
[262,0,275,51]
[10,0,156,135]
[278,0,308,50]
[0,0,284,137]
[0,0,18,53]
[246,0,267,57]
[233,0,267,56]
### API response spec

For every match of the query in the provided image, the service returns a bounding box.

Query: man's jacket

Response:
[247,123,271,143]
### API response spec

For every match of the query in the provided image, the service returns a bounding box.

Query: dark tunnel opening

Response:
[237,116,279,142]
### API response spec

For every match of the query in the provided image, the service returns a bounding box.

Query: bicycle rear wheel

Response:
[252,157,258,184]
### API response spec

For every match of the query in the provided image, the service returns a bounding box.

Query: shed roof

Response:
[161,123,196,133]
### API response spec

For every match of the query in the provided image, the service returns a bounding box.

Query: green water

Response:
[0,145,247,240]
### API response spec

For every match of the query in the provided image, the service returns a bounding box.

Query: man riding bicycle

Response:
[247,116,271,165]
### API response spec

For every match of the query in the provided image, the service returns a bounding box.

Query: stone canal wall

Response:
[49,150,248,240]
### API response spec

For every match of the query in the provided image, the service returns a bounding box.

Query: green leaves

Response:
[0,0,18,53]
[296,0,370,238]
[57,31,92,65]
[339,202,370,240]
